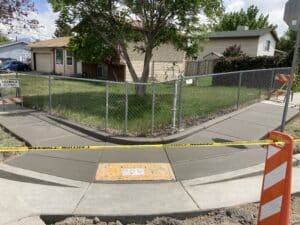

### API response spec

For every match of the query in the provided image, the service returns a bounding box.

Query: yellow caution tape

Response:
[0,139,292,152]
[295,138,300,143]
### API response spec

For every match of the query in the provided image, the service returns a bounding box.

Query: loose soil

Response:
[50,196,300,225]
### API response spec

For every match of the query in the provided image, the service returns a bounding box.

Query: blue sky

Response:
[34,0,289,37]
[33,0,50,13]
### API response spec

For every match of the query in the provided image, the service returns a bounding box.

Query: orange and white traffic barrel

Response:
[257,131,294,225]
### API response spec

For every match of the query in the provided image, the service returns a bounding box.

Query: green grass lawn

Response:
[0,127,24,162]
[14,75,265,136]
[0,127,23,147]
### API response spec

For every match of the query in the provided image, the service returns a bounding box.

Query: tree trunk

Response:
[135,47,153,96]
[135,84,147,97]
[119,41,153,97]
[119,41,139,82]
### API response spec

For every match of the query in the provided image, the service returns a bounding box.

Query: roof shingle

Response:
[209,28,279,42]
[28,37,71,48]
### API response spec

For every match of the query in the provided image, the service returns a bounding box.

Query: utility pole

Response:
[281,0,300,131]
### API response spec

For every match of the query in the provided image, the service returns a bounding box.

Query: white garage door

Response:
[36,53,52,73]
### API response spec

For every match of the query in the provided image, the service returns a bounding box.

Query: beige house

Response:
[29,37,82,75]
[126,43,186,81]
[197,27,279,60]
[29,37,186,81]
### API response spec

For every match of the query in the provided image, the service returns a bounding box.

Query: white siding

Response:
[0,43,31,62]
[198,38,259,59]
[257,33,276,56]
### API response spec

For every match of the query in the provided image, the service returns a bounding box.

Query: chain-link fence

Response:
[150,61,185,81]
[0,67,292,136]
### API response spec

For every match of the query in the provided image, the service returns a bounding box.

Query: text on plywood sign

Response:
[0,80,19,88]
[121,168,145,176]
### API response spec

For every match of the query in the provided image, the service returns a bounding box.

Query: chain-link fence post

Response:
[15,71,20,99]
[268,69,276,99]
[48,74,52,114]
[151,82,156,135]
[291,67,295,102]
[172,79,178,131]
[151,61,155,80]
[105,82,109,132]
[124,81,128,135]
[177,75,184,130]
[237,72,243,110]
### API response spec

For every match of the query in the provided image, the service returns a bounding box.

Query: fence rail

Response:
[0,67,292,136]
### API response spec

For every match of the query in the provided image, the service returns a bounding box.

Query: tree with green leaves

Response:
[223,44,245,57]
[48,0,224,96]
[0,35,10,44]
[0,0,36,29]
[276,30,297,53]
[214,5,276,32]
[54,7,72,37]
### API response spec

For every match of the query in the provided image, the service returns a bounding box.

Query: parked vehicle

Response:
[0,58,17,66]
[0,61,30,71]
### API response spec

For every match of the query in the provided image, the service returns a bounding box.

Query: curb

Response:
[47,104,256,145]
[6,216,46,225]
[183,155,300,186]
[294,154,300,166]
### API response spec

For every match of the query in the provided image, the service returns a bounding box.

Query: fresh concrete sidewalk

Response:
[0,101,299,182]
[0,99,299,224]
[0,163,299,225]
[0,108,106,147]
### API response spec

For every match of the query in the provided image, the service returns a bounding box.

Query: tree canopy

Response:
[223,44,245,58]
[276,30,297,53]
[0,0,40,40]
[0,0,35,19]
[54,8,73,38]
[48,0,224,95]
[214,5,276,31]
[0,35,10,44]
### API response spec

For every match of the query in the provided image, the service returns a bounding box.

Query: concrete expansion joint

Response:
[72,182,92,214]
[179,181,202,210]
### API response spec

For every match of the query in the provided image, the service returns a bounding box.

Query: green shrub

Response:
[212,56,290,88]
[293,74,300,92]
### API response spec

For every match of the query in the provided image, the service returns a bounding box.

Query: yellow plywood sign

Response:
[95,163,176,181]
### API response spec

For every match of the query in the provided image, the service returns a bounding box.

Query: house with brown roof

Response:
[29,37,186,81]
[29,37,78,75]
[29,37,127,81]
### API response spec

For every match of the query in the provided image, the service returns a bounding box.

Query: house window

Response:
[66,50,73,65]
[97,64,108,79]
[265,40,271,51]
[56,49,63,65]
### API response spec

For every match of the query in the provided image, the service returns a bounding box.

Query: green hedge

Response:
[212,56,291,89]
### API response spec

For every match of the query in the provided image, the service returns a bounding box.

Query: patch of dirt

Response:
[0,152,20,162]
[50,196,300,225]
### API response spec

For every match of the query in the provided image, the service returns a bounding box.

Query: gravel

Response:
[49,196,300,225]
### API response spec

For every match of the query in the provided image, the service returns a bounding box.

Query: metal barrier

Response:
[0,67,292,136]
